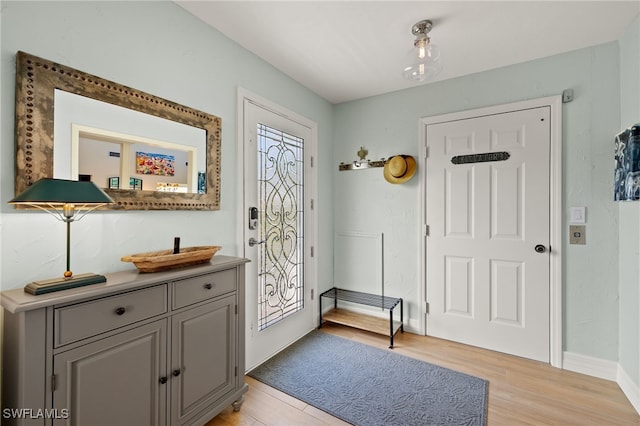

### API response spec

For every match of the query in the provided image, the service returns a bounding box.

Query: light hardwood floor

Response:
[207,323,639,425]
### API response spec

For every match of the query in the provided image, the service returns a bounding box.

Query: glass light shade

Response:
[403,42,442,82]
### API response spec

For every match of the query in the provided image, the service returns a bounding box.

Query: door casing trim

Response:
[419,96,563,368]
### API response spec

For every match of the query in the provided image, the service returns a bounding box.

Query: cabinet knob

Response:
[204,283,213,290]
[172,369,181,377]
[115,307,126,315]
[159,377,167,384]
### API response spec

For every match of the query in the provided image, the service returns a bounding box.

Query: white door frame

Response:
[419,96,563,368]
[236,87,319,369]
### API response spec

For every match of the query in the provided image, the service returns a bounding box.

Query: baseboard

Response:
[562,351,618,381]
[563,351,639,415]
[617,365,640,415]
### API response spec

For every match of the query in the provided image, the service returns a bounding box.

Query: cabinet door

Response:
[53,320,167,426]
[171,295,236,425]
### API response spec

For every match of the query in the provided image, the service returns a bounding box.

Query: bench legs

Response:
[388,298,404,349]
[389,308,394,348]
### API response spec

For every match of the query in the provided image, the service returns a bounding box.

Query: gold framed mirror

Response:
[14,51,221,210]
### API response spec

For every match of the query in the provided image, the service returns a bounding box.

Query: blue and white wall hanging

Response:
[614,123,640,201]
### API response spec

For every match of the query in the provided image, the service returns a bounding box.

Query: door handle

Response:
[534,244,547,253]
[248,237,265,247]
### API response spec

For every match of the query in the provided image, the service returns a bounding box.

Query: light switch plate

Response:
[570,207,586,224]
[569,225,586,245]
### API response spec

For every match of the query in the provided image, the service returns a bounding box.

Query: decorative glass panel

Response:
[257,123,304,331]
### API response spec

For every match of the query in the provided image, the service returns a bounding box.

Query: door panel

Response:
[445,256,473,316]
[171,296,235,424]
[446,167,473,237]
[53,320,166,426]
[426,106,551,362]
[490,259,523,325]
[491,166,522,239]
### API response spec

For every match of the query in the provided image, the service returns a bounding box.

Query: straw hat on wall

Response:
[383,155,417,184]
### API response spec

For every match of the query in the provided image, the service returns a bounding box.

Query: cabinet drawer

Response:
[172,269,236,309]
[54,284,167,347]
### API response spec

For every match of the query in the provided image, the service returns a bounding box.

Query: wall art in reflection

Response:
[136,152,175,176]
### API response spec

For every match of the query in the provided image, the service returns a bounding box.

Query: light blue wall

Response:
[618,14,640,387]
[333,42,622,360]
[1,0,637,375]
[0,2,334,290]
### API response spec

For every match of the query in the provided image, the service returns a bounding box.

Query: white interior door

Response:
[425,106,551,362]
[242,97,316,371]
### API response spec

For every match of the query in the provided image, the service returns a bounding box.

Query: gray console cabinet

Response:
[1,255,249,426]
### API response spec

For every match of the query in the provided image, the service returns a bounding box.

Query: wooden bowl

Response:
[121,246,221,273]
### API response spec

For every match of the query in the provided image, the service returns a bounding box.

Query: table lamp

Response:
[9,178,115,295]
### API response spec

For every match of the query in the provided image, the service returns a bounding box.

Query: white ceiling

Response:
[176,1,640,104]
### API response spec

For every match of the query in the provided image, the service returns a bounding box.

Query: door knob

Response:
[248,237,265,247]
[535,244,547,253]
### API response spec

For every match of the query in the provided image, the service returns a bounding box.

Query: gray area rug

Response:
[248,331,488,426]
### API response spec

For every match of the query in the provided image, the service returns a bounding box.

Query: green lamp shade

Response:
[9,178,114,206]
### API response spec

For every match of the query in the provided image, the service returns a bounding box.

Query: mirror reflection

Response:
[14,51,221,210]
[54,90,206,194]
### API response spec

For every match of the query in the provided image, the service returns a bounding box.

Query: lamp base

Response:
[24,273,107,295]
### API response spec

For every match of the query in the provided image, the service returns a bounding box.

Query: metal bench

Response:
[319,287,403,348]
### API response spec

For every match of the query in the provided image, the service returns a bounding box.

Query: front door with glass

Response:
[242,97,316,370]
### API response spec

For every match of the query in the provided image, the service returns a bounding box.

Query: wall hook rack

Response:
[339,146,386,171]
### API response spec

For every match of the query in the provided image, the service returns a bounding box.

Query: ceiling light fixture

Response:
[403,19,442,82]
